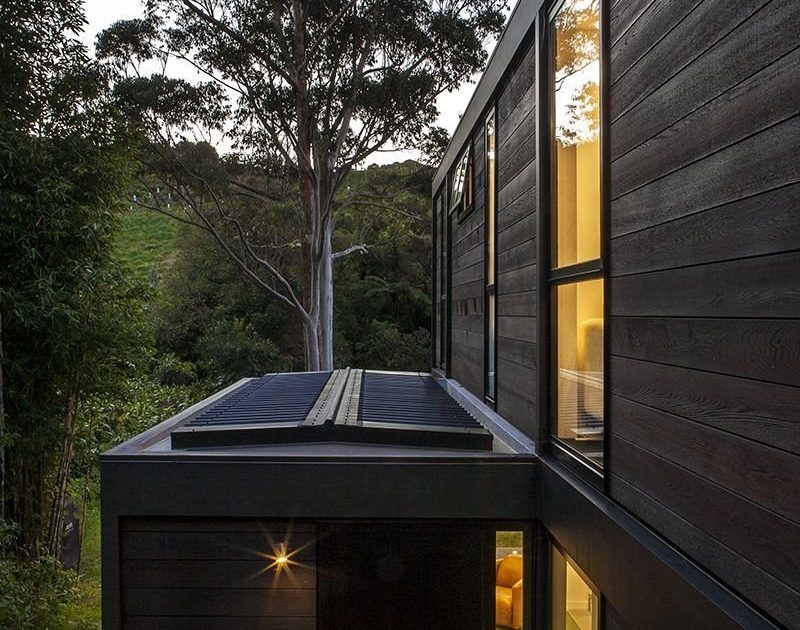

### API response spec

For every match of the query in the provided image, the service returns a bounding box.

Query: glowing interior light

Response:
[276,555,289,565]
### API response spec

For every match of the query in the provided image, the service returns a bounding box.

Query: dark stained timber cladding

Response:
[120,519,316,629]
[611,0,800,161]
[611,397,800,526]
[611,0,771,121]
[609,183,800,276]
[610,437,800,627]
[608,1,800,625]
[611,45,800,199]
[494,33,537,437]
[451,185,484,396]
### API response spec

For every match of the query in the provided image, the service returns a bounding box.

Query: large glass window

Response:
[486,110,497,403]
[555,279,604,464]
[551,545,600,630]
[548,0,604,471]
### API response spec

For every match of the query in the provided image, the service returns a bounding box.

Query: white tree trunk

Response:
[303,316,321,371]
[318,228,334,370]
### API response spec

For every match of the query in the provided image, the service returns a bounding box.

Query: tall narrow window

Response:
[439,200,448,369]
[495,530,526,629]
[548,0,604,470]
[551,545,600,630]
[451,148,473,217]
[485,110,497,403]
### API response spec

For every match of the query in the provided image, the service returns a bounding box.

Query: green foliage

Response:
[152,353,198,386]
[334,162,432,370]
[154,226,302,381]
[0,0,141,552]
[196,318,293,384]
[355,321,431,372]
[0,520,94,630]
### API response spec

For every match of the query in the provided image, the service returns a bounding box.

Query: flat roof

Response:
[104,370,536,460]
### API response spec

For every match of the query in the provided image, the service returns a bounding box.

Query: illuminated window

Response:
[551,0,601,269]
[548,0,604,471]
[496,531,526,629]
[554,279,604,465]
[486,110,497,403]
[551,545,599,630]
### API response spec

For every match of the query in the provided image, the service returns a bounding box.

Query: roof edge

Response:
[432,0,542,193]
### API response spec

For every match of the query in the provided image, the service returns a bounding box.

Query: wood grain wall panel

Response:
[121,519,315,629]
[612,45,800,198]
[611,251,800,319]
[449,127,485,398]
[497,41,536,134]
[611,397,800,525]
[609,182,800,276]
[608,474,800,629]
[609,0,702,79]
[611,114,800,237]
[611,0,770,121]
[612,438,800,591]
[611,0,800,160]
[611,356,800,454]
[497,161,536,226]
[610,317,800,387]
[493,36,538,436]
[608,1,800,624]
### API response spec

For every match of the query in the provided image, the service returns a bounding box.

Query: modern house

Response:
[102,0,800,629]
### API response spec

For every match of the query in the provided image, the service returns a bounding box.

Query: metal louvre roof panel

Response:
[185,372,332,426]
[360,372,482,428]
[170,369,493,451]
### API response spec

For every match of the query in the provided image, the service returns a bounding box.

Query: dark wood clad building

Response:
[432,0,800,628]
[103,1,799,628]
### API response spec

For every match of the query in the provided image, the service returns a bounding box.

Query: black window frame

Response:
[541,0,608,484]
[484,107,498,407]
[451,143,475,221]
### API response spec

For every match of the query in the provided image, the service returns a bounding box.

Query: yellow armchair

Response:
[495,554,523,629]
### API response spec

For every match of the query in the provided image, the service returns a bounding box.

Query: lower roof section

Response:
[105,369,527,459]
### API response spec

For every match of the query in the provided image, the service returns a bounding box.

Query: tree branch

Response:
[332,243,368,260]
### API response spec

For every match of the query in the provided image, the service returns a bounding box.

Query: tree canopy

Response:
[97,0,506,369]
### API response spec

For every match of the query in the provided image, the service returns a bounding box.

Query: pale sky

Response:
[80,0,504,166]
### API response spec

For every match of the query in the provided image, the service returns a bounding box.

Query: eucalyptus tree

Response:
[98,0,506,370]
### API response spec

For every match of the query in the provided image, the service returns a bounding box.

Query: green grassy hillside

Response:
[114,210,179,282]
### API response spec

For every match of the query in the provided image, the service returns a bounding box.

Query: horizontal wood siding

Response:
[495,38,538,436]
[450,128,485,397]
[121,519,316,629]
[608,0,800,626]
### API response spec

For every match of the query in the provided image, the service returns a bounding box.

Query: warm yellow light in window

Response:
[551,0,601,269]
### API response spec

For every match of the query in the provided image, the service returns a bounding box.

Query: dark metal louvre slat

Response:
[185,372,331,427]
[359,372,482,429]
